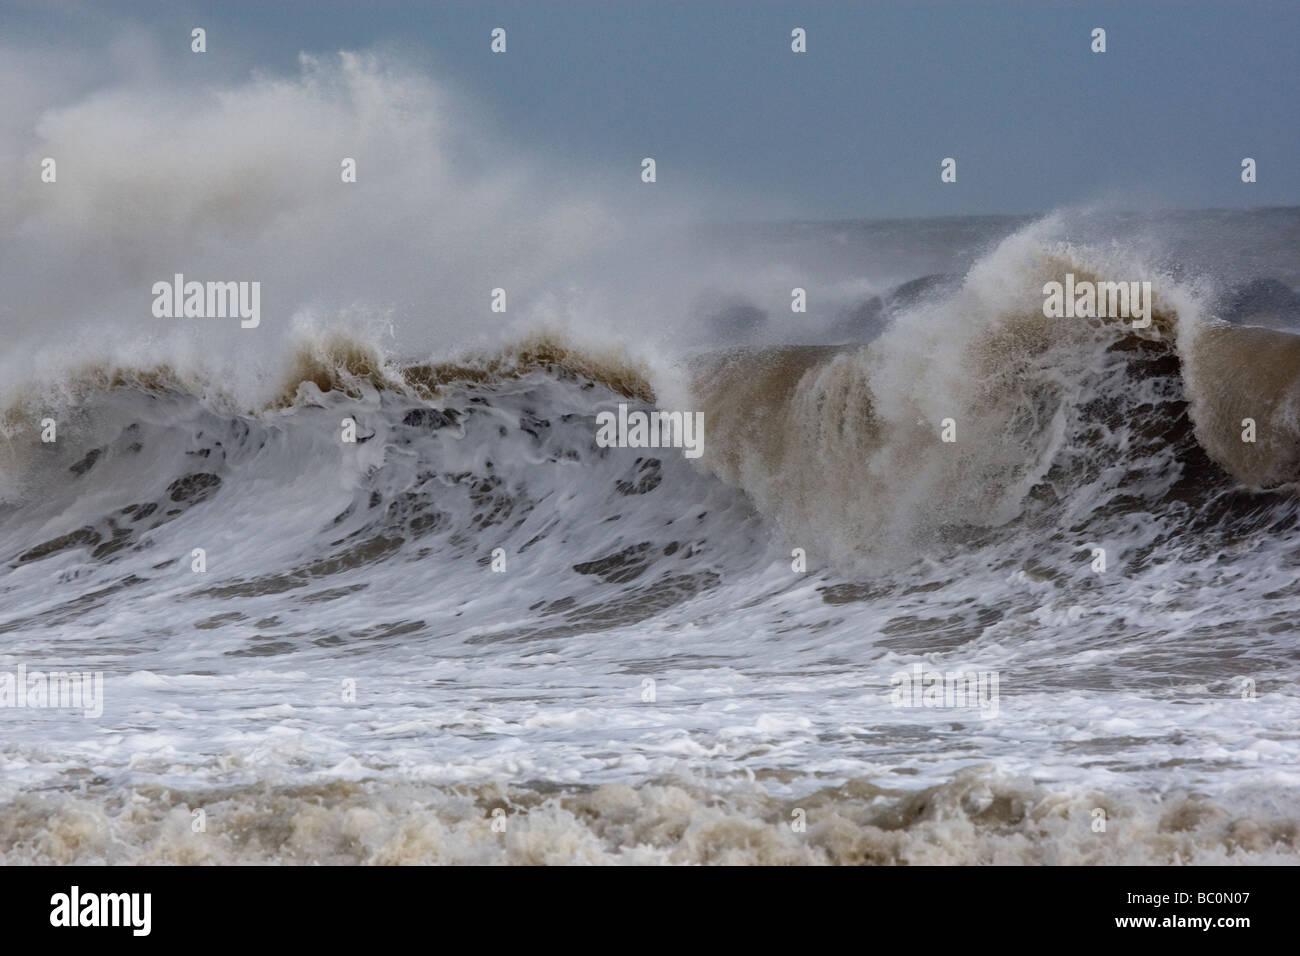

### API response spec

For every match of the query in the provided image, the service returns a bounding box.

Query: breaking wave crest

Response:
[4,240,1300,571]
[692,237,1300,567]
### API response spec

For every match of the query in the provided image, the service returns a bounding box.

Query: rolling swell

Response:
[0,341,756,648]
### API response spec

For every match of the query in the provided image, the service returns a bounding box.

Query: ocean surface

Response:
[3,207,1300,864]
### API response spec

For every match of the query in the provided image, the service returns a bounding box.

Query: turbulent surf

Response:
[3,208,1300,864]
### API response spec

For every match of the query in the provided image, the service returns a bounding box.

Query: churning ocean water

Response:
[2,199,1299,865]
